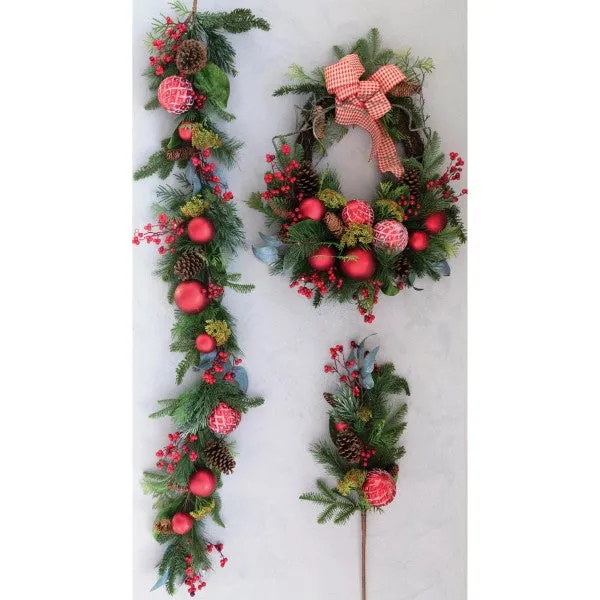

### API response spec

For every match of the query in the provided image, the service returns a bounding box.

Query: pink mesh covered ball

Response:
[373,220,409,251]
[207,402,242,435]
[157,76,195,114]
[342,200,374,226]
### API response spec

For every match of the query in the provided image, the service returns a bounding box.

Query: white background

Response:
[133,1,466,599]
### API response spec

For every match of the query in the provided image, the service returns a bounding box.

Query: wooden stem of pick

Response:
[192,0,198,17]
[361,510,367,600]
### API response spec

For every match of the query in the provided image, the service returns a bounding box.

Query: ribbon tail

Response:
[375,123,405,178]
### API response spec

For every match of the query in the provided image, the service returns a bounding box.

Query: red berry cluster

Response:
[399,194,423,219]
[184,554,206,597]
[424,152,468,203]
[149,17,188,77]
[201,352,240,385]
[206,542,228,568]
[323,344,364,399]
[132,213,185,254]
[289,267,344,301]
[358,447,377,468]
[260,153,300,205]
[354,280,382,323]
[193,92,207,110]
[191,149,234,203]
[206,282,224,300]
[155,431,200,475]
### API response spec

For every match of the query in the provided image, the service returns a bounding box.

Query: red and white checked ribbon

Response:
[324,54,406,178]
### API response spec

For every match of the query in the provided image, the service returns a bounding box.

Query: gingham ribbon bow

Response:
[324,54,406,178]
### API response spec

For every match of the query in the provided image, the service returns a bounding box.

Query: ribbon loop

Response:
[324,54,407,178]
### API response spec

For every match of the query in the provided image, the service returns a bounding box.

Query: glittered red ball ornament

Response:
[340,248,376,281]
[171,512,194,535]
[195,333,217,353]
[342,199,374,226]
[408,231,429,251]
[207,402,242,435]
[308,246,336,271]
[373,220,409,251]
[187,217,216,244]
[299,197,325,221]
[178,121,193,142]
[189,469,218,497]
[424,211,448,234]
[362,469,397,507]
[334,422,349,432]
[174,281,209,314]
[157,76,195,114]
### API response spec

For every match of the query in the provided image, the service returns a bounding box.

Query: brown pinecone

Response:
[295,161,319,197]
[153,518,173,534]
[402,168,422,197]
[166,146,196,162]
[386,464,400,478]
[176,39,207,75]
[205,442,236,475]
[335,429,363,463]
[389,81,422,97]
[323,211,345,239]
[174,251,205,281]
[323,392,336,406]
[312,106,326,140]
[395,254,411,283]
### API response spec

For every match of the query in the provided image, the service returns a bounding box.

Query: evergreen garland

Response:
[133,2,269,596]
[249,29,467,322]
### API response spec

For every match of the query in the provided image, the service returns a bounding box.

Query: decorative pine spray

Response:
[301,337,411,600]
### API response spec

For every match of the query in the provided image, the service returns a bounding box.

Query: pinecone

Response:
[323,211,345,239]
[205,442,236,475]
[323,392,336,406]
[386,464,400,478]
[402,168,422,197]
[176,39,207,75]
[395,254,411,283]
[174,251,205,281]
[389,81,422,97]
[166,146,196,162]
[295,162,319,197]
[153,518,173,534]
[335,429,363,463]
[312,106,326,140]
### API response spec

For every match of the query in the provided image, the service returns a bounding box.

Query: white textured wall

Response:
[133,1,466,598]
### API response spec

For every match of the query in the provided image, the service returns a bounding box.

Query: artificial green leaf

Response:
[382,282,400,296]
[194,62,230,109]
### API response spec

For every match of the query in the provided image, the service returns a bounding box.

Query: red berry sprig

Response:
[184,554,206,597]
[155,431,201,476]
[354,280,382,323]
[424,152,468,203]
[201,352,242,386]
[132,213,185,254]
[148,17,188,78]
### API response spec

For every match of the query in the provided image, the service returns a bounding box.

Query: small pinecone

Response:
[295,161,319,197]
[153,518,173,535]
[312,106,326,140]
[166,146,196,162]
[335,429,363,463]
[389,80,422,97]
[402,168,422,197]
[323,211,345,239]
[323,392,336,407]
[174,251,205,281]
[176,39,208,75]
[395,254,411,282]
[386,464,400,478]
[205,442,236,475]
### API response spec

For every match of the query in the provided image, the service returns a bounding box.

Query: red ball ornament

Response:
[207,402,242,435]
[342,199,374,226]
[171,512,194,535]
[299,197,325,221]
[174,281,209,314]
[334,422,349,432]
[178,121,193,142]
[362,469,397,507]
[373,220,409,251]
[408,231,429,251]
[340,248,376,281]
[195,333,217,353]
[189,469,217,498]
[157,76,195,114]
[424,211,448,234]
[187,217,216,244]
[308,246,336,271]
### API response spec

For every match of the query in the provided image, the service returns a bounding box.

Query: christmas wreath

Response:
[133,2,269,595]
[248,29,467,322]
[301,336,411,600]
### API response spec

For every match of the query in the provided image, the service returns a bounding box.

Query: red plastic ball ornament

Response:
[362,469,397,507]
[408,231,429,251]
[187,217,216,244]
[373,220,409,251]
[189,469,217,497]
[424,211,448,234]
[299,197,325,221]
[308,246,336,271]
[340,248,376,281]
[207,402,242,435]
[195,333,217,353]
[342,199,374,226]
[157,76,195,114]
[171,512,194,535]
[178,122,193,142]
[174,281,209,314]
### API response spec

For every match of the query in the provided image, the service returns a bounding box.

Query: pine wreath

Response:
[301,337,411,599]
[248,29,467,322]
[134,3,269,596]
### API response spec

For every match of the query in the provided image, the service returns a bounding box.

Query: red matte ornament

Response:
[408,231,429,251]
[178,122,193,142]
[174,281,209,314]
[299,197,326,221]
[189,469,218,497]
[195,333,217,353]
[340,248,376,281]
[424,211,448,234]
[171,512,194,535]
[308,246,336,271]
[187,217,216,244]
